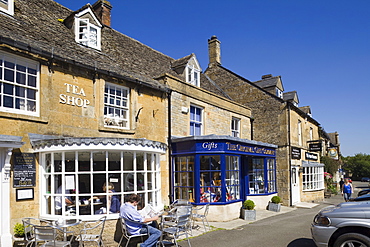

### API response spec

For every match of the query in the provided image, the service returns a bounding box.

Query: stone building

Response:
[0,0,279,245]
[204,36,325,206]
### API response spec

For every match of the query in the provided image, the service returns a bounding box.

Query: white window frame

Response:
[104,83,129,129]
[74,8,102,50]
[0,51,40,116]
[302,166,324,191]
[231,117,240,137]
[40,150,162,220]
[275,88,283,99]
[309,127,313,141]
[190,105,203,136]
[186,65,200,87]
[0,0,14,15]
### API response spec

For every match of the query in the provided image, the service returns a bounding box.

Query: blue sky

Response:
[55,0,370,157]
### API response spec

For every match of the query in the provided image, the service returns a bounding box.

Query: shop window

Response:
[173,156,194,202]
[200,155,221,202]
[190,105,202,136]
[0,51,39,116]
[104,83,129,129]
[41,151,160,219]
[267,159,276,193]
[225,156,240,201]
[302,166,324,191]
[231,117,240,137]
[247,158,265,194]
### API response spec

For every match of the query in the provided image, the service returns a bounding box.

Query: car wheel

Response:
[333,233,370,247]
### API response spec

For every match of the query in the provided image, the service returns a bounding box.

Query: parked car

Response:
[311,201,370,247]
[358,188,370,197]
[361,177,370,182]
[350,194,370,201]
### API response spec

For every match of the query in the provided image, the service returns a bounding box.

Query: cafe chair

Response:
[76,216,106,246]
[191,203,210,232]
[34,224,74,247]
[161,214,192,247]
[118,217,150,247]
[22,217,53,247]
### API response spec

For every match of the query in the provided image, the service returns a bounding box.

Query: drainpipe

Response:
[167,89,173,203]
[250,117,254,140]
[287,103,293,206]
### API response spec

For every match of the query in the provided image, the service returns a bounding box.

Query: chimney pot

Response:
[92,0,112,27]
[261,74,273,79]
[208,35,221,65]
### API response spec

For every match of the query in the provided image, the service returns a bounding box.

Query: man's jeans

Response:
[139,225,161,247]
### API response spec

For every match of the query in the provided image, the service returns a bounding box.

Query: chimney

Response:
[92,0,112,27]
[208,35,221,65]
[261,74,273,79]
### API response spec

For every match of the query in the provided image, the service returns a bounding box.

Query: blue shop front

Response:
[171,135,277,221]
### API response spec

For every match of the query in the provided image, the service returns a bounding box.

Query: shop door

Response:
[291,166,300,205]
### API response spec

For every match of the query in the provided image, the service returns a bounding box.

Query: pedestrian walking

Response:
[341,178,353,202]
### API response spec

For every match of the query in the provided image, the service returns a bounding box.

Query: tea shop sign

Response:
[59,83,90,108]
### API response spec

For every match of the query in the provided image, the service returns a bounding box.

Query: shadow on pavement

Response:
[287,238,316,247]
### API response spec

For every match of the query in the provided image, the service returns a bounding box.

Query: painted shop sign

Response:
[305,152,318,161]
[196,141,275,157]
[59,83,90,108]
[291,147,301,160]
[309,142,322,152]
[13,153,36,188]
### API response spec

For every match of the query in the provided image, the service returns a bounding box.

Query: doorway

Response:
[291,166,300,205]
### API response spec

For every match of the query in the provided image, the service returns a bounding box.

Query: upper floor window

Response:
[186,65,200,87]
[309,127,313,141]
[276,88,283,99]
[104,83,129,129]
[0,0,13,15]
[231,117,240,137]
[75,18,101,50]
[190,105,203,136]
[0,51,39,116]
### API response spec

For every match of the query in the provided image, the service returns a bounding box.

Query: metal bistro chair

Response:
[34,224,74,247]
[161,214,192,247]
[118,217,150,247]
[163,205,193,235]
[192,203,210,232]
[22,217,53,247]
[76,216,106,246]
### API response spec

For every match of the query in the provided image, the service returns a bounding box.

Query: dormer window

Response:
[0,0,14,15]
[74,8,102,50]
[276,88,283,99]
[186,65,200,87]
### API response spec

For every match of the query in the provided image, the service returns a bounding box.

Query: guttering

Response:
[167,89,173,203]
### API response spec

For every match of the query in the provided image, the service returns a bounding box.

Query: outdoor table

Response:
[53,218,81,241]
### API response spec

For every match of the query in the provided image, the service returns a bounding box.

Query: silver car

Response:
[311,201,370,247]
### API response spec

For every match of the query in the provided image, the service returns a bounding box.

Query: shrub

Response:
[271,196,281,204]
[13,223,25,237]
[243,199,255,210]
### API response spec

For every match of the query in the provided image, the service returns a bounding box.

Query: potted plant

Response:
[13,222,25,243]
[240,199,256,220]
[268,195,281,212]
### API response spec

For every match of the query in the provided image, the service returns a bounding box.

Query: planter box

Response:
[267,202,281,212]
[240,208,256,220]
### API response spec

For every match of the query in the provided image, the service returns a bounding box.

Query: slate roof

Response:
[253,75,283,91]
[283,91,299,104]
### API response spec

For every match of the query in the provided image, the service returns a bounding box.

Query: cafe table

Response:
[53,218,81,241]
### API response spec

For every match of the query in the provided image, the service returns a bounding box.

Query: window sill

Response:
[98,126,135,134]
[0,111,48,123]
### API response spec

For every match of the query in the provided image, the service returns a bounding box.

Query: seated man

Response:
[120,194,161,247]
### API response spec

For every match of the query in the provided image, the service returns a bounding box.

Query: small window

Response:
[231,117,240,137]
[190,105,203,136]
[275,88,283,99]
[186,65,200,87]
[0,51,39,116]
[298,120,302,146]
[104,83,129,129]
[75,17,101,50]
[0,0,14,15]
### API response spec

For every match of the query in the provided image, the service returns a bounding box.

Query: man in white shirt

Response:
[120,194,161,247]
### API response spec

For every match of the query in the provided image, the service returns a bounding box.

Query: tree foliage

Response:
[321,156,341,175]
[343,153,370,178]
